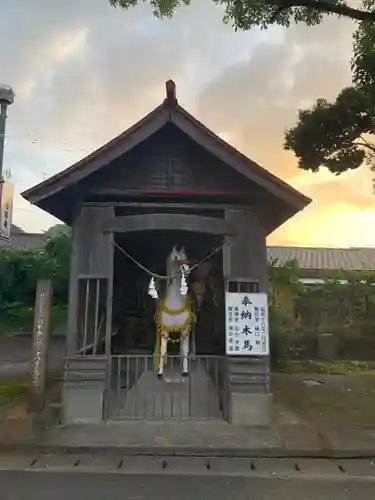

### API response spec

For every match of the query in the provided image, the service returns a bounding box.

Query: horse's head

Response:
[169,245,188,265]
[168,245,188,278]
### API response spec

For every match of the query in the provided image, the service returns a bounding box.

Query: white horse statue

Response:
[148,245,195,378]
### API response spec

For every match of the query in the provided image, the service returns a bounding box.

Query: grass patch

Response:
[273,368,375,428]
[0,378,28,407]
[273,359,375,375]
[0,375,59,409]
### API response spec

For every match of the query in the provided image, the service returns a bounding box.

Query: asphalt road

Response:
[1,470,375,500]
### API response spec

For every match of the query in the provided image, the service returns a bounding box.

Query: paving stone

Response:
[158,456,210,474]
[292,458,344,478]
[0,454,35,470]
[76,454,123,470]
[251,458,298,477]
[336,459,375,478]
[208,457,253,475]
[119,456,167,473]
[36,454,78,469]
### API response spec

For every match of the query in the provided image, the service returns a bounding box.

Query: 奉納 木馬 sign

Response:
[225,292,269,356]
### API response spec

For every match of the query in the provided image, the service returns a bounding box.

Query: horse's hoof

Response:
[182,372,189,378]
[157,374,163,380]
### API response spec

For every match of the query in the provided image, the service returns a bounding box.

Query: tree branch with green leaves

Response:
[108,0,375,181]
[109,0,375,28]
[285,2,375,177]
[284,87,375,174]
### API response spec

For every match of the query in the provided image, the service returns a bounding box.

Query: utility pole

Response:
[0,84,15,241]
[0,83,15,182]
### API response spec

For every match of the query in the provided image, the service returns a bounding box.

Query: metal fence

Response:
[76,277,108,355]
[107,355,227,421]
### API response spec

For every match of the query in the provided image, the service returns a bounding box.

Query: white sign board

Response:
[0,181,14,241]
[225,292,269,356]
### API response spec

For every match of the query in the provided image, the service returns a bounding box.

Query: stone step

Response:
[110,367,223,420]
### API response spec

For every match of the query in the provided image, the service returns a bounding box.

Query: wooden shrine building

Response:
[22,80,311,426]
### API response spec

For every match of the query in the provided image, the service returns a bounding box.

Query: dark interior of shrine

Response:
[111,230,225,355]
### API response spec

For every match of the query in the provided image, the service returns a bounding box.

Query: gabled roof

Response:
[268,246,375,272]
[22,80,311,217]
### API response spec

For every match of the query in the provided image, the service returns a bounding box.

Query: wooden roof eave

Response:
[21,84,311,216]
[21,103,171,205]
[170,105,311,213]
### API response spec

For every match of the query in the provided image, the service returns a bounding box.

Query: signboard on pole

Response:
[225,292,269,356]
[0,181,14,241]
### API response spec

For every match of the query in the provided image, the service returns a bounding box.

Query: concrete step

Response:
[111,367,223,420]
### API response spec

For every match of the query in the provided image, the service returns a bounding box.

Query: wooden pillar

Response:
[224,209,268,292]
[28,280,52,413]
[66,222,79,356]
[66,205,114,356]
[63,205,114,424]
[223,208,271,427]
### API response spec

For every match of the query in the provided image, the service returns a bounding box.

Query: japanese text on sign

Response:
[225,292,269,356]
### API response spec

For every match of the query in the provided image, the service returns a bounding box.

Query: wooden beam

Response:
[82,201,253,210]
[105,213,233,234]
[88,188,251,198]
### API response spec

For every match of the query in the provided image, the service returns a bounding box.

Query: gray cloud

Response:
[196,16,354,181]
[2,1,242,185]
[3,0,250,148]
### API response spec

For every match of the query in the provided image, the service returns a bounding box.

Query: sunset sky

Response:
[1,0,373,247]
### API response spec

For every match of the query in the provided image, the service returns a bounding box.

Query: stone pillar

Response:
[27,280,52,413]
[224,209,272,427]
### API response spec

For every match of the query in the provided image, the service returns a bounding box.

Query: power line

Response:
[13,207,48,214]
[1,131,103,154]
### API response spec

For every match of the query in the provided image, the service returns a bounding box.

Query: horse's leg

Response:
[158,334,168,378]
[180,331,190,377]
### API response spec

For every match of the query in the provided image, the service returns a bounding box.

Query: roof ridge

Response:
[22,80,310,216]
[267,245,375,251]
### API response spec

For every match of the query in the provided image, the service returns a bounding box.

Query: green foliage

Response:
[109,0,375,30]
[109,0,375,177]
[268,258,302,300]
[352,0,375,95]
[285,0,375,176]
[0,304,68,335]
[274,359,375,374]
[0,233,71,333]
[44,233,71,303]
[268,259,304,361]
[268,260,375,361]
[298,271,375,350]
[268,302,290,360]
[285,88,375,174]
[0,233,71,306]
[0,378,28,407]
[44,223,71,239]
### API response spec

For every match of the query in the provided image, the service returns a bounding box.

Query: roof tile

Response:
[268,246,375,271]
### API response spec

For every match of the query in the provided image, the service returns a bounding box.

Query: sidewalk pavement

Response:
[1,372,375,458]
